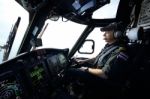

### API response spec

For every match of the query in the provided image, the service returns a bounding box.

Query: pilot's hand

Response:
[79,67,89,72]
[72,58,85,65]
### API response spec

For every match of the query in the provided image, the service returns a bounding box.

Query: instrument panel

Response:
[0,48,69,99]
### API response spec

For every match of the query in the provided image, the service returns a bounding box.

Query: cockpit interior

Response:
[0,0,150,99]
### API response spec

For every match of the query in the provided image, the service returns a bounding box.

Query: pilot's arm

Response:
[76,57,96,66]
[88,68,108,79]
[80,51,129,80]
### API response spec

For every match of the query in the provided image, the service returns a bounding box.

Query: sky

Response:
[0,0,120,63]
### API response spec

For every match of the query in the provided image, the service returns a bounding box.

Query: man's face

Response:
[103,30,116,44]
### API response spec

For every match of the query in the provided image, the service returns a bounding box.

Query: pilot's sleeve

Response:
[82,57,97,67]
[102,52,129,80]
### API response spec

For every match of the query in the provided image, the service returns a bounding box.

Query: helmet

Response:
[101,22,125,39]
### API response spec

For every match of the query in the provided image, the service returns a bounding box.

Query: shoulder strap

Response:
[98,46,119,62]
[94,46,119,66]
[114,46,126,54]
[104,47,126,66]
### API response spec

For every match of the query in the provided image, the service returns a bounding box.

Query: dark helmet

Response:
[101,22,126,39]
[100,22,125,32]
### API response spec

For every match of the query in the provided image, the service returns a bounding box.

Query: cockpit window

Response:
[37,18,86,49]
[0,0,29,63]
[0,0,120,63]
[92,0,120,19]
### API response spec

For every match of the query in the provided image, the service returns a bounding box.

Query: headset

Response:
[113,30,124,39]
[100,22,125,39]
[113,22,125,39]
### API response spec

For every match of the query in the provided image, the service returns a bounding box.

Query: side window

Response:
[0,1,29,63]
[74,27,106,58]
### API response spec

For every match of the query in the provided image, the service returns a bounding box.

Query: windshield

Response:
[0,0,120,63]
[37,19,86,49]
[92,0,120,19]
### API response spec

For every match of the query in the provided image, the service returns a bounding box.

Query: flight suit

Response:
[64,42,129,99]
[95,42,129,82]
